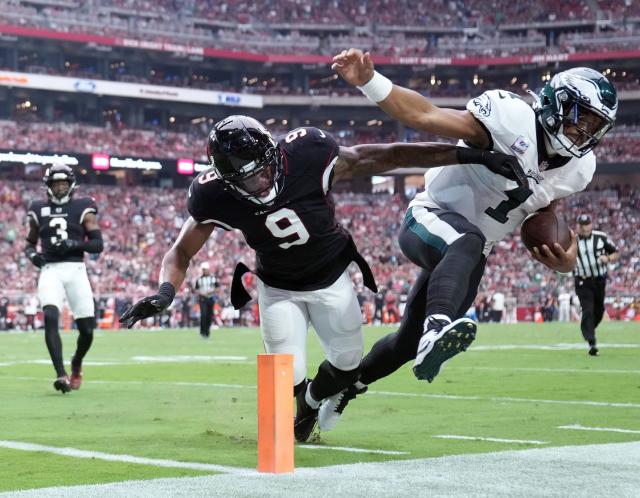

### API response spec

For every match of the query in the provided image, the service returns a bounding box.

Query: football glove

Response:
[28,252,46,269]
[53,239,82,255]
[119,282,176,329]
[456,148,529,187]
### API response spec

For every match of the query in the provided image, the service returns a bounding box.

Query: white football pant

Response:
[258,269,363,386]
[37,262,95,319]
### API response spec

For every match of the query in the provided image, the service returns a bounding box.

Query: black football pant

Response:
[575,276,607,347]
[199,297,214,337]
[360,207,486,385]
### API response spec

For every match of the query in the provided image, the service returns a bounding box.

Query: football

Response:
[520,211,572,252]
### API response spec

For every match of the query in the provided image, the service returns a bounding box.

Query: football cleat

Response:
[588,346,599,357]
[318,384,368,432]
[413,317,477,382]
[294,380,319,443]
[70,362,83,390]
[53,375,71,394]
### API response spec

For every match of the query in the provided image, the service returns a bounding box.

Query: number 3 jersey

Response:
[27,197,98,263]
[410,89,596,247]
[188,127,367,292]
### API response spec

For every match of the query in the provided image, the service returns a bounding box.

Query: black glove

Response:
[457,148,529,187]
[53,239,82,255]
[119,282,176,329]
[28,252,46,269]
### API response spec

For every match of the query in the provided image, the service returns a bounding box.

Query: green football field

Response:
[0,322,639,494]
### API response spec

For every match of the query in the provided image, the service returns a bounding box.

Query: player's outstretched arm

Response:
[332,48,489,147]
[333,142,523,182]
[119,217,214,328]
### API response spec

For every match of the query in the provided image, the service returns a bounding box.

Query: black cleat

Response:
[318,384,368,431]
[53,375,71,394]
[588,346,599,356]
[294,380,319,443]
[413,317,477,382]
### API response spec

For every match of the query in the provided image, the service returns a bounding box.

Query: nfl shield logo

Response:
[510,136,530,155]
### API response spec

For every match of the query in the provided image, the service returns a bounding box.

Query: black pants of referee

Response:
[199,296,214,338]
[575,276,607,347]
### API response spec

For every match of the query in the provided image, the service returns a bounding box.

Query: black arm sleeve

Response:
[83,230,104,254]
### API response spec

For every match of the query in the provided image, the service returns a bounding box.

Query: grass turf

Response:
[0,322,639,492]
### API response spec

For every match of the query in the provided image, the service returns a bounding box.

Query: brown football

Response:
[520,211,572,252]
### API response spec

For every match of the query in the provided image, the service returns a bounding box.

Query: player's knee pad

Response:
[42,305,59,327]
[76,317,95,336]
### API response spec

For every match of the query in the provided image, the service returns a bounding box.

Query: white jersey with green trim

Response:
[409,89,595,246]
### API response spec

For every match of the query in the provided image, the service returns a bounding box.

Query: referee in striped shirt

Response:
[574,214,620,356]
[195,262,218,338]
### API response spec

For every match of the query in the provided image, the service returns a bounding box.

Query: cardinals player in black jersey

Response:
[25,165,104,393]
[120,115,518,442]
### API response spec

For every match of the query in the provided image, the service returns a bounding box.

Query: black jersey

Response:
[27,196,98,263]
[188,127,355,291]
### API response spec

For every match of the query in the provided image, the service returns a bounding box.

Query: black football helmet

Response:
[43,164,76,205]
[207,115,282,204]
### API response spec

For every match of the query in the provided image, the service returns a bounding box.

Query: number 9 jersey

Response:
[188,127,357,292]
[410,89,596,248]
[27,196,98,263]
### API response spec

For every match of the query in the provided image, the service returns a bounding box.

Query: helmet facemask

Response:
[208,116,283,205]
[536,67,617,158]
[44,166,77,205]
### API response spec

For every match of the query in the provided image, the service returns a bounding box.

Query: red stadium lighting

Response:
[177,158,194,175]
[92,153,110,170]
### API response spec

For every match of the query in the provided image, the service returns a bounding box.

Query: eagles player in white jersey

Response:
[322,48,618,431]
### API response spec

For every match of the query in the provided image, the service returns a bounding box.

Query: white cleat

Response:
[318,384,368,431]
[413,317,477,382]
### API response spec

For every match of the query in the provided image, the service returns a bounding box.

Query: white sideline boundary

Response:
[558,424,640,435]
[1,441,639,498]
[433,435,547,445]
[5,376,639,409]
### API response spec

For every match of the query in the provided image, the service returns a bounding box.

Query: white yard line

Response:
[298,445,408,455]
[6,375,639,409]
[450,366,640,375]
[0,356,251,367]
[0,440,253,476]
[433,435,547,445]
[558,424,640,435]
[470,343,640,351]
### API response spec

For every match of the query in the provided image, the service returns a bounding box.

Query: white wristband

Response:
[357,71,393,103]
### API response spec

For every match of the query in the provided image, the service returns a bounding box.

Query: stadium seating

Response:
[1,180,638,329]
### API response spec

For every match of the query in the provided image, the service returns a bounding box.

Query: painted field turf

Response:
[0,322,638,492]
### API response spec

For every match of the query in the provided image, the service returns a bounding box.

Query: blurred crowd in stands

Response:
[1,120,640,165]
[1,180,638,331]
[0,0,639,58]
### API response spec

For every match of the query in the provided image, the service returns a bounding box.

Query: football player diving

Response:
[120,115,520,442]
[25,165,104,393]
[323,48,618,431]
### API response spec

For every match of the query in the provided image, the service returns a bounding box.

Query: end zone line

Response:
[298,445,408,455]
[449,366,640,375]
[558,424,640,434]
[433,435,548,445]
[0,440,255,476]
